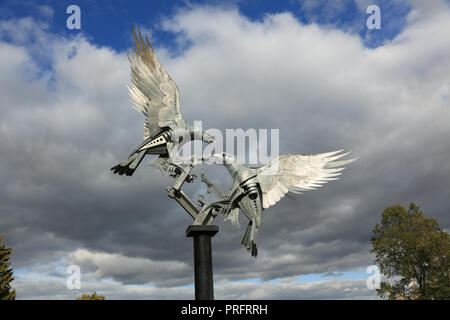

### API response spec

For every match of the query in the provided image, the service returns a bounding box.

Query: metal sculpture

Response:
[111,26,214,177]
[112,26,358,299]
[209,151,357,256]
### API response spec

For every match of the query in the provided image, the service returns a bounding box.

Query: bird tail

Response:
[111,150,146,176]
[241,221,258,257]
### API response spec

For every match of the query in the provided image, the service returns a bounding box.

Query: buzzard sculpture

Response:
[111,26,214,177]
[112,26,358,262]
[212,150,357,256]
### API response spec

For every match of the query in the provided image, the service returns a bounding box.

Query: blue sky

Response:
[0,0,412,52]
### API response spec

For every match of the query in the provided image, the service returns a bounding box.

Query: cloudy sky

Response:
[1,0,449,299]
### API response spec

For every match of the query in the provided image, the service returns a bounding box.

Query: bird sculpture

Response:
[111,26,214,177]
[111,27,358,262]
[212,150,357,256]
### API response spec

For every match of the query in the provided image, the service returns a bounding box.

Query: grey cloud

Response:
[69,249,192,287]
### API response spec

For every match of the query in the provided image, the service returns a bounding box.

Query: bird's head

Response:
[212,152,231,164]
[202,130,215,144]
[189,126,215,144]
[211,153,255,183]
[211,152,240,169]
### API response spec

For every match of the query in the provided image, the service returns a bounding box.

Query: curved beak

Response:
[201,131,215,144]
[206,135,215,144]
[211,153,225,163]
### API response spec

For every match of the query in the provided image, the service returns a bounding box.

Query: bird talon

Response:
[186,174,196,183]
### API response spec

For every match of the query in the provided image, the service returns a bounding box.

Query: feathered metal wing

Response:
[128,26,183,140]
[257,150,357,209]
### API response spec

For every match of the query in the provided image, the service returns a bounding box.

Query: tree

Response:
[76,292,105,300]
[371,203,450,299]
[0,237,16,300]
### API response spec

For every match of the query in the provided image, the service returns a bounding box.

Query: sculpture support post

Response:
[186,225,219,300]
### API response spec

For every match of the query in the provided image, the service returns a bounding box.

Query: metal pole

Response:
[186,225,219,300]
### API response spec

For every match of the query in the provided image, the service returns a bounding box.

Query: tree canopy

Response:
[76,292,105,300]
[371,203,450,299]
[0,237,16,300]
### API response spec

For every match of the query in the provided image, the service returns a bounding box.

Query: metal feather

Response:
[257,150,357,209]
[127,26,183,140]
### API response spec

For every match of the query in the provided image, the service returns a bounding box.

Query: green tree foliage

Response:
[371,203,450,299]
[0,237,16,300]
[76,292,105,300]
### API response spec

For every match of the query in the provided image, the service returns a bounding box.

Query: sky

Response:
[0,0,449,299]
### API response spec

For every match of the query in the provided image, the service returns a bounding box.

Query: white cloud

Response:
[14,276,377,300]
[37,5,54,19]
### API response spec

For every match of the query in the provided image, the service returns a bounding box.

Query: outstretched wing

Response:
[128,26,183,140]
[257,150,357,209]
